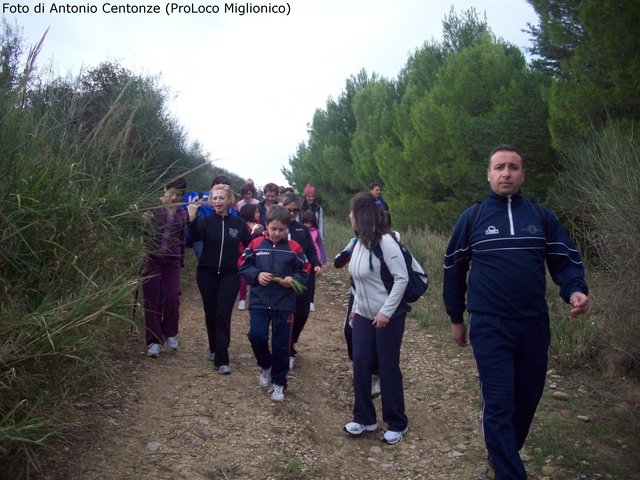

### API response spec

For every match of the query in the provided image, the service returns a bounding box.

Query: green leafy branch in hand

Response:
[271,276,306,295]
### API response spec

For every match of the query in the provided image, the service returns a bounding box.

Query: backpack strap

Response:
[466,201,484,246]
[530,200,548,236]
[372,242,394,295]
[372,242,383,261]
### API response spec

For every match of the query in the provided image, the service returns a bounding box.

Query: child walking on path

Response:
[143,177,187,358]
[237,204,264,310]
[239,206,310,402]
[301,183,324,238]
[301,210,328,312]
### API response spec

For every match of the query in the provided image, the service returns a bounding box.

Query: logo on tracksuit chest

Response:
[485,226,500,235]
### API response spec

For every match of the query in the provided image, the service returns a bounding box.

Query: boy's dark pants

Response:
[351,313,407,431]
[247,309,292,387]
[469,313,550,480]
[196,268,240,367]
[143,257,181,346]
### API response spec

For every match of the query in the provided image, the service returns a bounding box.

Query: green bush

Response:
[548,125,640,376]
[0,25,201,476]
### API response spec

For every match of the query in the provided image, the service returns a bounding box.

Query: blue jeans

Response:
[469,313,550,480]
[247,309,292,387]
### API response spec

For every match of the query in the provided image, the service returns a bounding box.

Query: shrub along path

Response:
[37,263,634,479]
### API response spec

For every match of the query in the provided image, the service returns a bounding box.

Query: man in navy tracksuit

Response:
[443,144,589,480]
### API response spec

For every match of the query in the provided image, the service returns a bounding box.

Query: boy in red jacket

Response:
[239,206,309,401]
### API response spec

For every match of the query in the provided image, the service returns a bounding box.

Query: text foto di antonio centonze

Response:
[2,2,291,16]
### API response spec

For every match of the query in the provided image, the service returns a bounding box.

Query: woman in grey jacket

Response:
[343,193,409,445]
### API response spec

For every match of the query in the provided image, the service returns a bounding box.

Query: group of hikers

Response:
[141,144,590,479]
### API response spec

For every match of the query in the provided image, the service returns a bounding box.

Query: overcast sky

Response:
[7,0,538,187]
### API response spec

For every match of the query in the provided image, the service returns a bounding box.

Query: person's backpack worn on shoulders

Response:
[373,238,428,303]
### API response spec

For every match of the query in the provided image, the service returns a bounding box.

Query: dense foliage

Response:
[0,22,237,476]
[548,127,640,373]
[525,0,640,150]
[284,8,556,231]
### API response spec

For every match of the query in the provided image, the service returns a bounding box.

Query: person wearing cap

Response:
[301,183,324,239]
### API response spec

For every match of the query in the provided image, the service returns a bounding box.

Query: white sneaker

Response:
[371,375,381,398]
[309,302,315,312]
[166,336,179,351]
[269,384,285,401]
[259,367,272,387]
[237,300,246,310]
[344,422,378,436]
[146,343,161,358]
[208,352,215,362]
[383,427,408,445]
[218,365,232,375]
[289,356,295,369]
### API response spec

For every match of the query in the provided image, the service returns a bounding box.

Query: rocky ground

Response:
[37,265,604,480]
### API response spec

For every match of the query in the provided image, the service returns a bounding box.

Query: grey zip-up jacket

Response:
[349,233,408,320]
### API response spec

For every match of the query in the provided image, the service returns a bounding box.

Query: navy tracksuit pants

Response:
[351,313,407,432]
[247,309,292,387]
[343,293,379,374]
[469,313,550,480]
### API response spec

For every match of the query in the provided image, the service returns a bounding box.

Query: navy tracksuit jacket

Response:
[239,235,310,387]
[443,190,588,480]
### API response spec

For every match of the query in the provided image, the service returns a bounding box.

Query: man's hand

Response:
[451,323,468,347]
[569,292,589,316]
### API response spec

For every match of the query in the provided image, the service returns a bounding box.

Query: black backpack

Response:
[373,239,428,303]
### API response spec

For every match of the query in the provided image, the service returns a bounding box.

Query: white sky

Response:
[6,0,538,188]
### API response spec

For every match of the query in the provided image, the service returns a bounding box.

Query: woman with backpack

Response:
[343,192,410,445]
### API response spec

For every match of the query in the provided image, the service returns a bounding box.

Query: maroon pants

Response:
[143,257,181,346]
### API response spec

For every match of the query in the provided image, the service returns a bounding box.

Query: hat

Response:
[304,183,315,196]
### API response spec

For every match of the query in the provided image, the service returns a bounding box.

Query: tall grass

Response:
[548,125,640,376]
[0,60,170,477]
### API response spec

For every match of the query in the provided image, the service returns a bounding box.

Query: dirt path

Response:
[40,265,503,480]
